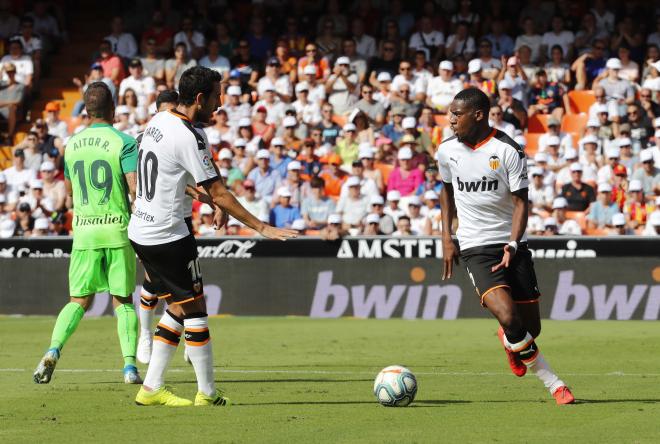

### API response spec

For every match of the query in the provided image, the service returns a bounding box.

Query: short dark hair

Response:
[398,215,411,223]
[156,89,179,109]
[178,66,221,106]
[310,176,325,189]
[454,87,490,115]
[84,82,113,119]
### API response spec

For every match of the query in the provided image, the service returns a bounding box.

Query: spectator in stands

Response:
[498,57,529,107]
[248,149,281,202]
[633,150,660,198]
[351,17,376,60]
[198,39,230,77]
[2,37,33,89]
[624,180,649,231]
[33,118,62,158]
[236,179,269,222]
[223,86,251,131]
[595,58,635,104]
[113,105,138,137]
[14,131,41,172]
[587,182,618,230]
[392,215,416,236]
[258,57,292,104]
[43,101,67,140]
[174,15,205,60]
[217,148,244,187]
[496,79,527,130]
[301,176,335,230]
[642,211,660,236]
[384,190,405,221]
[362,213,382,235]
[319,153,347,198]
[370,37,401,83]
[388,147,423,196]
[540,15,574,62]
[639,88,660,121]
[625,103,653,149]
[539,117,572,153]
[165,42,196,90]
[544,45,571,86]
[571,39,607,90]
[339,159,379,200]
[408,16,444,63]
[270,186,301,228]
[253,88,284,127]
[72,63,116,116]
[325,57,358,116]
[297,138,321,180]
[551,197,582,235]
[426,60,462,113]
[28,1,60,50]
[105,16,137,60]
[119,58,156,110]
[466,60,496,98]
[445,21,475,60]
[16,15,41,83]
[489,105,515,138]
[474,38,501,80]
[336,123,359,168]
[616,137,637,173]
[21,178,53,218]
[298,43,330,82]
[293,83,322,128]
[0,62,24,141]
[320,213,346,240]
[368,195,395,235]
[13,201,33,236]
[268,137,291,180]
[407,195,431,235]
[515,17,542,63]
[560,163,596,211]
[141,10,174,58]
[274,161,307,209]
[337,176,369,230]
[529,167,554,211]
[39,160,64,211]
[528,69,566,120]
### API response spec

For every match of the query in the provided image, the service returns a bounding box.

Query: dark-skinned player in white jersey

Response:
[437,87,575,405]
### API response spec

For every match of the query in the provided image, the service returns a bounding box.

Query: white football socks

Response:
[184,316,215,397]
[138,288,158,338]
[142,311,182,391]
[528,352,565,393]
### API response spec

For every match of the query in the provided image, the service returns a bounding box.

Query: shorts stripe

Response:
[480,285,511,306]
[168,294,204,305]
[514,298,540,304]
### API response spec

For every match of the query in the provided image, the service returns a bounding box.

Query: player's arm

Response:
[119,135,139,203]
[439,183,459,280]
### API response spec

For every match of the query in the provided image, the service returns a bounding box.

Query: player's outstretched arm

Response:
[439,183,459,280]
[204,180,297,240]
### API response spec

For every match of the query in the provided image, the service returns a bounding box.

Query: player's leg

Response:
[34,249,104,383]
[510,245,574,404]
[137,272,159,364]
[107,245,141,383]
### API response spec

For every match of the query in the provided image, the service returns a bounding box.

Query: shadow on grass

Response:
[576,399,660,404]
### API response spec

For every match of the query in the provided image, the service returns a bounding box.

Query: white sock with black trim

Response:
[184,316,215,397]
[143,310,183,391]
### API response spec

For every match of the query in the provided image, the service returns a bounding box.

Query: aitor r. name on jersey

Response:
[436,128,529,250]
[128,110,218,246]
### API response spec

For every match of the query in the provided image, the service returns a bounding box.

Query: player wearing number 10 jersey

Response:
[34,82,141,385]
[129,67,296,407]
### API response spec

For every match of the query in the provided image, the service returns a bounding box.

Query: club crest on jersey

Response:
[488,155,500,170]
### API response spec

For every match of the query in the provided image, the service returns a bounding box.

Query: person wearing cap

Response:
[529,167,554,211]
[1,37,33,88]
[320,212,347,241]
[380,104,406,144]
[318,152,347,197]
[247,148,282,202]
[496,76,528,129]
[43,100,69,140]
[105,16,138,60]
[3,146,36,193]
[30,216,50,237]
[559,162,596,211]
[614,136,637,173]
[0,61,24,140]
[488,105,515,138]
[335,122,359,168]
[300,63,327,105]
[406,195,431,235]
[356,83,385,128]
[301,176,335,229]
[113,104,140,137]
[426,60,463,113]
[252,82,285,127]
[528,69,566,121]
[357,142,384,193]
[366,194,394,234]
[336,175,369,229]
[499,55,529,107]
[222,85,252,131]
[642,210,660,236]
[293,81,322,127]
[339,36,368,84]
[39,160,65,211]
[551,197,582,235]
[594,58,634,103]
[387,145,423,197]
[119,58,156,109]
[623,179,649,230]
[605,212,630,235]
[597,146,623,184]
[466,58,496,98]
[631,149,660,197]
[217,148,244,187]
[373,71,393,108]
[266,137,291,180]
[258,56,293,103]
[339,158,379,200]
[361,212,382,235]
[383,189,405,221]
[587,182,619,230]
[20,177,54,218]
[325,56,358,116]
[271,160,307,209]
[236,179,269,222]
[421,189,441,231]
[281,115,303,151]
[196,204,217,237]
[542,216,559,236]
[270,186,301,228]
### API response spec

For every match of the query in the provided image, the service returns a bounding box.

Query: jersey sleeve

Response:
[118,131,138,174]
[435,147,452,184]
[177,133,219,187]
[504,145,529,192]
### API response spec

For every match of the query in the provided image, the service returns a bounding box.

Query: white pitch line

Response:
[1,368,659,377]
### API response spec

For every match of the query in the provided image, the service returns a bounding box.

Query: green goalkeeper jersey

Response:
[64,123,138,250]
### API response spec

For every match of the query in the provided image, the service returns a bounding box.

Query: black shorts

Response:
[460,243,540,306]
[131,233,203,305]
[141,216,193,292]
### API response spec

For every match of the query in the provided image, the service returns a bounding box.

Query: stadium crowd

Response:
[0,0,660,239]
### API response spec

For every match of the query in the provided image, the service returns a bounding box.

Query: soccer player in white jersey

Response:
[437,88,575,405]
[129,67,296,407]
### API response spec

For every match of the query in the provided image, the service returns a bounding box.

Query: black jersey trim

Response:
[439,135,457,145]
[493,129,525,159]
[197,177,219,188]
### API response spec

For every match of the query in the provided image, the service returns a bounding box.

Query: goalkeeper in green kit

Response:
[34,82,141,384]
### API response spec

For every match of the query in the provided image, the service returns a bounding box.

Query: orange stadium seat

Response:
[376,163,394,184]
[524,133,542,157]
[567,90,595,114]
[565,211,587,230]
[332,114,347,127]
[527,114,552,133]
[561,113,588,135]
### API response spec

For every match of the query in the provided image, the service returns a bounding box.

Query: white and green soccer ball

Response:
[373,365,417,407]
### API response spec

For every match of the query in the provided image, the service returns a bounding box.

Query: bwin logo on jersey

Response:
[489,155,500,170]
[456,176,499,192]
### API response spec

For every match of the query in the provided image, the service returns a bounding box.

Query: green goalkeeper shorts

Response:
[68,245,136,297]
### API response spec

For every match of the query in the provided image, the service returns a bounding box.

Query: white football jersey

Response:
[436,129,529,250]
[129,110,219,245]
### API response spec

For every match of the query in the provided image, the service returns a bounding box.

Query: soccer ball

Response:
[373,365,417,407]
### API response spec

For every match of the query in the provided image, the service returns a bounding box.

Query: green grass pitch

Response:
[1,316,659,443]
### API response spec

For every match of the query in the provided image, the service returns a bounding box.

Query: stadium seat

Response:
[434,114,449,127]
[567,90,595,114]
[524,133,542,157]
[561,113,588,136]
[527,114,552,133]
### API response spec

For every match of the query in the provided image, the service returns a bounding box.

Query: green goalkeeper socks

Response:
[49,302,85,351]
[115,304,138,367]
